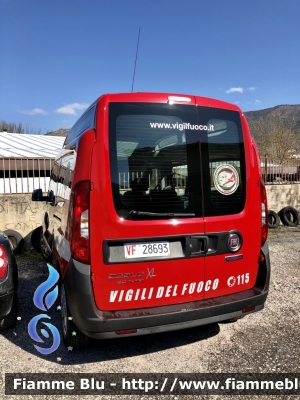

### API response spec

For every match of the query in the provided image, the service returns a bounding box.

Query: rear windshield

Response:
[109,103,245,220]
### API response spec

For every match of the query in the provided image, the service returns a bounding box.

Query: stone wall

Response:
[1,185,299,249]
[266,184,300,213]
[0,194,46,248]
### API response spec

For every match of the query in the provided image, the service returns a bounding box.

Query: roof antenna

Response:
[131,27,141,93]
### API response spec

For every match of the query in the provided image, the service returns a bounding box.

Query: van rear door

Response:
[195,103,261,299]
[90,95,260,311]
[90,97,210,311]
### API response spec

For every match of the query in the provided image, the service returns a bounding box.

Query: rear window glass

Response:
[109,103,202,219]
[109,103,245,220]
[197,107,246,216]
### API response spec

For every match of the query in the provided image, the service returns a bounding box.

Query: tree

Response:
[0,120,41,135]
[253,118,300,164]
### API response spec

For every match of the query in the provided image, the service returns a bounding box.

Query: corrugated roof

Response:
[0,132,65,158]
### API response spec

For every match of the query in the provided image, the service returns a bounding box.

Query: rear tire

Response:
[0,292,18,331]
[279,206,299,227]
[3,230,24,255]
[222,316,245,323]
[268,210,280,229]
[60,283,89,349]
[31,226,42,252]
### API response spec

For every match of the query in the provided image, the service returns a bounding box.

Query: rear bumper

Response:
[63,242,271,339]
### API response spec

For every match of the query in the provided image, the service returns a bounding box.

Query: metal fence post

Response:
[264,154,268,183]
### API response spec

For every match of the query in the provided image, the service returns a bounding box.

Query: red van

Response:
[32,93,270,349]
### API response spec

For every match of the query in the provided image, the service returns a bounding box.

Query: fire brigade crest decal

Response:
[213,164,239,195]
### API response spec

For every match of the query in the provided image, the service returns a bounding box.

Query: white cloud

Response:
[255,99,261,104]
[226,87,243,94]
[18,108,48,116]
[55,103,89,115]
[247,87,256,91]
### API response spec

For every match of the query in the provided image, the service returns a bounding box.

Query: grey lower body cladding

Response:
[63,243,270,339]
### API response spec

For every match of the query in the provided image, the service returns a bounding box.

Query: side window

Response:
[148,166,186,194]
[48,159,60,195]
[55,152,76,231]
[64,106,96,146]
[56,152,76,201]
[149,168,161,190]
[172,165,188,195]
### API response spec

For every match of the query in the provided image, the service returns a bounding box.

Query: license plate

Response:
[124,242,170,259]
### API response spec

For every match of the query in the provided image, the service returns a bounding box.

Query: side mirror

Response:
[32,189,43,201]
[32,189,49,202]
[48,190,55,204]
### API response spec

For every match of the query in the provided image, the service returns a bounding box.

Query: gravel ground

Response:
[0,226,299,399]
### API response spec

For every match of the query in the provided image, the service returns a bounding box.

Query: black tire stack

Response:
[268,206,299,228]
[268,210,280,229]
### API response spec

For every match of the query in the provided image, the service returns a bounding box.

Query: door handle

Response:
[189,235,209,256]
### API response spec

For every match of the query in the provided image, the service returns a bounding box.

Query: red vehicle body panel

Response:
[82,93,262,311]
[38,92,268,335]
[202,111,261,299]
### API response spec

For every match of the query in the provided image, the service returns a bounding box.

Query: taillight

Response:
[259,178,268,246]
[0,245,8,279]
[70,181,90,264]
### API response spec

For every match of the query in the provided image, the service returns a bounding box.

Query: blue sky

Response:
[1,0,299,134]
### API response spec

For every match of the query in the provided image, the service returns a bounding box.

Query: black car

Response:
[0,231,18,331]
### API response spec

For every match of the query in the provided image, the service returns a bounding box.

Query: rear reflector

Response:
[115,329,137,335]
[242,306,255,314]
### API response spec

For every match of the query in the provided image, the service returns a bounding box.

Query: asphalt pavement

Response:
[0,226,299,399]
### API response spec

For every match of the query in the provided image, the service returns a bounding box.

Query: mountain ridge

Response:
[245,104,300,138]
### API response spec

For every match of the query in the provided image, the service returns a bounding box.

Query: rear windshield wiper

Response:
[130,210,195,218]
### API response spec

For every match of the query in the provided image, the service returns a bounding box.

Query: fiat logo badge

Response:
[227,233,242,252]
